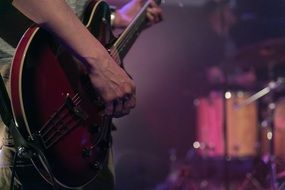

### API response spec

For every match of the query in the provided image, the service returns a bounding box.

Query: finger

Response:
[123,94,136,110]
[104,101,114,116]
[146,12,155,24]
[148,1,163,16]
[113,109,130,118]
[113,99,129,118]
[113,94,136,118]
[149,0,159,8]
[113,98,124,116]
[146,7,162,23]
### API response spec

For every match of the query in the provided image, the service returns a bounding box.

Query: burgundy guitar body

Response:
[10,0,116,188]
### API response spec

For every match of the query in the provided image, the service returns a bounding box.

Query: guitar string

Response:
[88,115,111,150]
[40,103,112,150]
[39,106,70,136]
[40,109,70,136]
[114,15,146,56]
[39,93,82,144]
[91,115,109,148]
[42,110,82,147]
[39,93,80,135]
[114,3,148,55]
[114,1,149,50]
[42,112,80,142]
[44,120,82,149]
[72,94,81,105]
[39,93,109,149]
[41,111,82,146]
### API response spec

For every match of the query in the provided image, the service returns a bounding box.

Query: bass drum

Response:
[195,90,259,158]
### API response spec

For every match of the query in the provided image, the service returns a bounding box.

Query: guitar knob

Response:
[89,161,103,171]
[82,148,91,158]
[102,17,107,24]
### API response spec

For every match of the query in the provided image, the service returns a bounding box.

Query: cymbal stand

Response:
[237,77,285,190]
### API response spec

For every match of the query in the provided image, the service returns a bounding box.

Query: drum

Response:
[195,90,259,158]
[261,98,285,165]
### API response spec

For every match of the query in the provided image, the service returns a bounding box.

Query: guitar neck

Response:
[112,0,161,60]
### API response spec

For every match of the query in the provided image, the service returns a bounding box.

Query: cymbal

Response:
[229,37,285,69]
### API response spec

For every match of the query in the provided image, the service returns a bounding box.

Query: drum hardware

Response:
[234,78,285,109]
[237,78,285,190]
[237,172,265,190]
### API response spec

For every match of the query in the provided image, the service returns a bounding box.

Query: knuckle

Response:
[123,85,132,95]
[116,91,124,99]
[104,94,114,102]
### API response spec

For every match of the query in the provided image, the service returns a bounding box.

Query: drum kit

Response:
[162,38,285,190]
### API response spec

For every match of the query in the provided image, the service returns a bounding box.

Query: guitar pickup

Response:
[65,94,88,121]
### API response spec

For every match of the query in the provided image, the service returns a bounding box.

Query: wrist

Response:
[80,50,110,72]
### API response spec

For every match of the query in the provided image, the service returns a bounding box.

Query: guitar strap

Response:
[0,74,60,190]
[0,73,13,125]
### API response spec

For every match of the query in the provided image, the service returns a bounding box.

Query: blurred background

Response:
[109,0,285,189]
[2,0,285,189]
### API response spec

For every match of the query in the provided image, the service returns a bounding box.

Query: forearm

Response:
[12,0,110,66]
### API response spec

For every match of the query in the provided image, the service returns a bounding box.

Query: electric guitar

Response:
[10,0,159,188]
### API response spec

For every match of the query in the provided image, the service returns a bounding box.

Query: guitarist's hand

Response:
[85,56,136,118]
[114,0,162,28]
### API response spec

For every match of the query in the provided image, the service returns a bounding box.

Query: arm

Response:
[113,0,162,28]
[12,0,135,117]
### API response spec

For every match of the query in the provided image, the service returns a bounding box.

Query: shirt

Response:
[0,0,89,64]
[0,0,89,167]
